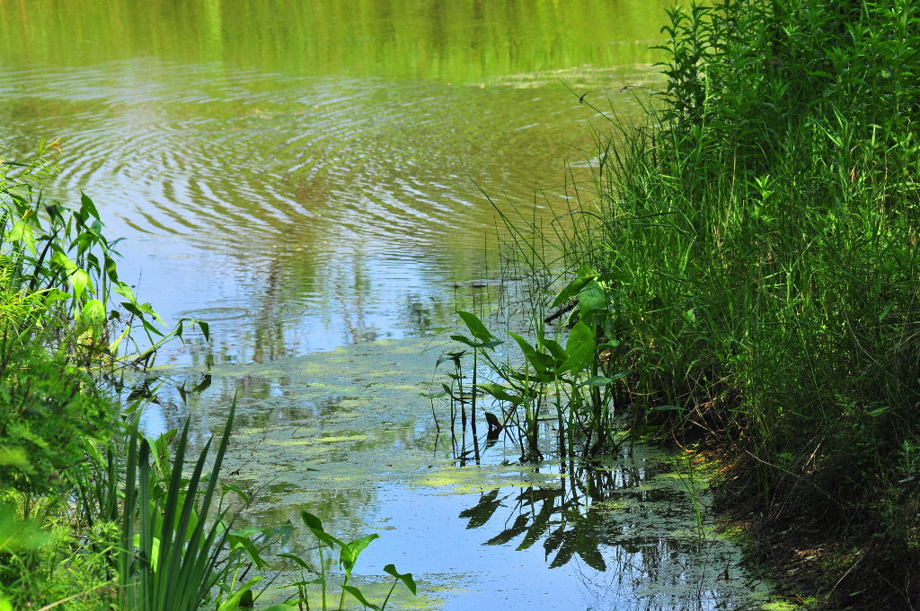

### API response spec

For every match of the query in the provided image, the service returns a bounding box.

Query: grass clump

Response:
[565,0,918,607]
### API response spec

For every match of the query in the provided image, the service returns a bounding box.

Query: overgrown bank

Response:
[0,151,416,610]
[569,0,918,607]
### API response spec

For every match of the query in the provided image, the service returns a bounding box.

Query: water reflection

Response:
[456,449,770,611]
[0,0,667,363]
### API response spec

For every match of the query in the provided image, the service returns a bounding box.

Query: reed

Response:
[563,0,919,605]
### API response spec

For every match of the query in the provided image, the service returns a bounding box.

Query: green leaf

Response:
[509,331,552,373]
[263,606,299,611]
[115,282,138,304]
[217,577,263,611]
[384,564,417,595]
[81,298,106,323]
[299,510,323,531]
[542,338,567,364]
[560,321,596,373]
[342,585,380,610]
[581,371,629,387]
[7,221,36,254]
[479,383,522,405]
[457,311,495,343]
[577,281,607,319]
[80,192,101,220]
[340,533,379,571]
[69,268,91,301]
[229,532,266,569]
[552,272,593,307]
[197,320,210,341]
[300,511,345,549]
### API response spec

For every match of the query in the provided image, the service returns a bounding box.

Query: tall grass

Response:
[564,0,918,605]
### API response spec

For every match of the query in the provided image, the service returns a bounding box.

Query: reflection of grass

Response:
[672,451,713,538]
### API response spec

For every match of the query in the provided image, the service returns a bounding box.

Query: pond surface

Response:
[1,2,779,609]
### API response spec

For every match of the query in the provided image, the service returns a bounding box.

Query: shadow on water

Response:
[454,447,772,611]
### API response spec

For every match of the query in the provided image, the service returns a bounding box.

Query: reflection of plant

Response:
[278,510,416,611]
[459,477,611,572]
[442,266,626,462]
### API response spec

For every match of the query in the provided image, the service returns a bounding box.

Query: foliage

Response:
[0,337,116,495]
[561,0,919,606]
[1,146,420,611]
[278,511,416,611]
[440,265,628,462]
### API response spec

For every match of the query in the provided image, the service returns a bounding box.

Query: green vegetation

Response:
[567,0,917,606]
[446,0,918,607]
[0,151,417,610]
[442,267,623,463]
[279,511,416,611]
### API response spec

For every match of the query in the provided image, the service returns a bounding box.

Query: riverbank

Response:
[562,1,918,608]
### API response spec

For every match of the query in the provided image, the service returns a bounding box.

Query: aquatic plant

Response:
[441,265,628,463]
[278,510,416,611]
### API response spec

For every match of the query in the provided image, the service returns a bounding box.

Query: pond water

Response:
[1,2,778,609]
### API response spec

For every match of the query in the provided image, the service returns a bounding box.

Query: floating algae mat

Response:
[154,337,784,610]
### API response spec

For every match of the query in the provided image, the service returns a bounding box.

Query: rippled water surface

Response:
[2,2,778,609]
[0,0,670,361]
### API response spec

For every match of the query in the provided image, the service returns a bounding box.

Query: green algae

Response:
[154,336,781,610]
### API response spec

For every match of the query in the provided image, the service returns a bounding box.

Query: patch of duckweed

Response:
[156,337,780,610]
[761,600,807,611]
[413,463,561,494]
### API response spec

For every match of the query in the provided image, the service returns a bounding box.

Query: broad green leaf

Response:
[69,268,91,300]
[542,338,567,364]
[80,192,101,220]
[560,321,596,373]
[229,532,266,569]
[341,533,379,571]
[580,371,629,387]
[115,282,138,304]
[509,331,552,373]
[551,272,593,307]
[217,577,263,611]
[7,221,36,254]
[457,311,495,343]
[42,288,71,304]
[81,298,106,323]
[384,564,417,595]
[577,281,607,319]
[343,585,380,610]
[299,510,323,531]
[263,606,299,611]
[479,383,522,405]
[301,511,345,549]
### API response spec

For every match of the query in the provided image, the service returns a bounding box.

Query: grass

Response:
[553,0,919,607]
